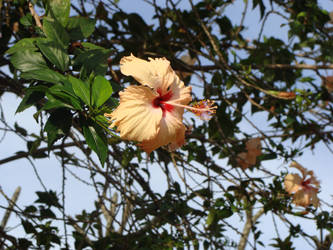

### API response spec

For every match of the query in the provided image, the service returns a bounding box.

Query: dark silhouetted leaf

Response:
[67,16,96,40]
[44,108,72,147]
[35,190,62,208]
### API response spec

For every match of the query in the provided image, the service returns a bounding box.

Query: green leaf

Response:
[92,76,113,108]
[44,108,72,147]
[10,49,48,72]
[14,122,28,136]
[20,13,33,26]
[47,0,70,26]
[5,38,38,55]
[67,16,96,40]
[43,17,70,48]
[22,220,36,234]
[69,76,91,105]
[35,190,62,208]
[21,69,66,84]
[253,0,266,19]
[83,123,107,166]
[206,209,216,226]
[127,13,149,39]
[74,47,111,78]
[218,208,233,219]
[44,93,74,110]
[36,39,69,72]
[48,82,83,110]
[16,86,47,113]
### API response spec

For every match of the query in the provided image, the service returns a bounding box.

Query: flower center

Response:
[152,89,174,115]
[301,179,312,189]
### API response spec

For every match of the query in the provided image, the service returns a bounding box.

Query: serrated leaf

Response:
[92,75,113,107]
[20,13,33,26]
[10,49,48,72]
[73,48,110,79]
[16,86,47,113]
[43,17,69,48]
[47,0,70,26]
[67,16,96,40]
[69,76,91,105]
[83,123,107,166]
[44,93,74,110]
[5,38,38,55]
[21,69,66,84]
[48,83,83,110]
[36,39,69,72]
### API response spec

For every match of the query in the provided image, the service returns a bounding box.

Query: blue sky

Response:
[1,0,333,249]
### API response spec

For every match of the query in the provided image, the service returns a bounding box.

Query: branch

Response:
[238,207,265,250]
[0,186,21,229]
[0,142,84,165]
[28,1,42,30]
[190,63,333,72]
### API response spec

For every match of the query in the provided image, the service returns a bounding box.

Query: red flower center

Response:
[152,89,173,115]
[301,179,311,189]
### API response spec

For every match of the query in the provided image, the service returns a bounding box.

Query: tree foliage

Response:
[0,0,333,249]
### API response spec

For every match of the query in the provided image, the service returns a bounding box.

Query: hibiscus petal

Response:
[284,173,302,194]
[120,54,176,91]
[139,110,186,154]
[246,138,261,157]
[105,85,162,142]
[293,190,310,207]
[290,161,308,178]
[236,152,250,169]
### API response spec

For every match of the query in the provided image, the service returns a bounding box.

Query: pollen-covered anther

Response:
[187,99,217,121]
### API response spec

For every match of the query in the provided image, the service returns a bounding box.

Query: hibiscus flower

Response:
[284,161,320,208]
[236,138,262,169]
[105,54,215,154]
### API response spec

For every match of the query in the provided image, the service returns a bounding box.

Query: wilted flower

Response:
[284,161,320,208]
[236,138,261,169]
[105,54,216,154]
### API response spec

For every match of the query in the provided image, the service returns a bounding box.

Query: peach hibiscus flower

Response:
[284,161,320,208]
[105,54,215,154]
[236,138,262,169]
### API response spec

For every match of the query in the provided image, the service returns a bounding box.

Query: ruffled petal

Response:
[307,189,320,207]
[293,188,319,208]
[284,173,302,194]
[246,138,261,157]
[139,110,185,154]
[120,54,176,91]
[293,190,310,207]
[290,161,308,178]
[236,152,250,169]
[105,85,162,142]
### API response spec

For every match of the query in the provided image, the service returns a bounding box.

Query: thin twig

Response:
[28,1,43,30]
[0,186,21,230]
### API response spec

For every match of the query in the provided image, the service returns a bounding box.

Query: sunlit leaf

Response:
[92,75,113,108]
